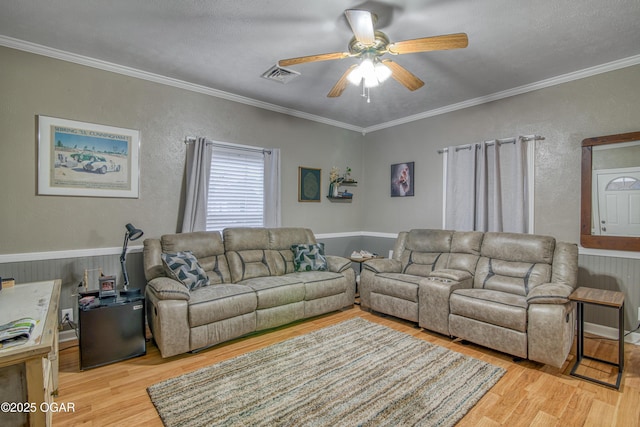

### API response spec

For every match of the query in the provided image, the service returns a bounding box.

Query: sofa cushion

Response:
[481,232,555,264]
[161,251,210,291]
[450,288,528,332]
[291,243,327,272]
[474,257,552,296]
[226,249,273,283]
[239,275,305,309]
[370,273,421,302]
[400,251,442,277]
[188,284,257,327]
[407,229,453,252]
[288,271,347,300]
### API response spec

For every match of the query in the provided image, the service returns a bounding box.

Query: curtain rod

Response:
[437,135,545,154]
[184,136,271,154]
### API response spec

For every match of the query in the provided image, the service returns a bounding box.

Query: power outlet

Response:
[61,308,73,324]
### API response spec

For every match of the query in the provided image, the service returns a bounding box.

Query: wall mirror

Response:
[581,131,640,251]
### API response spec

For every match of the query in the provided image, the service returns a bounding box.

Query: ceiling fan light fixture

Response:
[347,66,363,85]
[374,62,392,83]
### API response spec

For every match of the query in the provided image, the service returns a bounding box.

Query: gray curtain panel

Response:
[263,148,281,227]
[445,137,528,233]
[181,137,212,232]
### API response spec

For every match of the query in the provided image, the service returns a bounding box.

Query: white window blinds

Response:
[206,146,264,232]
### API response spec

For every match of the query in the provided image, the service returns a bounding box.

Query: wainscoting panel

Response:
[0,251,145,321]
[578,253,640,331]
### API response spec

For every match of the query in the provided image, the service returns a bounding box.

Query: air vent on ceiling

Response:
[261,64,300,84]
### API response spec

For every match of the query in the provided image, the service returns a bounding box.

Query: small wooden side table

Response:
[349,255,383,304]
[569,286,625,389]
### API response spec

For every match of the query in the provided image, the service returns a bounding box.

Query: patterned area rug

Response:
[147,318,505,427]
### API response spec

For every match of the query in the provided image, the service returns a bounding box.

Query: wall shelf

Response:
[328,179,357,202]
[327,196,353,202]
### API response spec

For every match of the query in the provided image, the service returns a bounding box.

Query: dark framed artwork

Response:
[391,162,414,197]
[298,167,321,202]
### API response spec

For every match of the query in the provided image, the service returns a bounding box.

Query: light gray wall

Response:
[0,46,365,255]
[360,65,640,242]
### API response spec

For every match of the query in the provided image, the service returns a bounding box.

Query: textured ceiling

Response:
[1,0,639,132]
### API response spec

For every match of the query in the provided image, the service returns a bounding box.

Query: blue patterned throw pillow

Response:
[161,251,210,291]
[291,243,328,272]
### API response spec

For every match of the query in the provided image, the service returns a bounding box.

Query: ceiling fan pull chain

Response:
[367,87,371,103]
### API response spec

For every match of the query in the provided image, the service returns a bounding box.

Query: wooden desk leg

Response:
[25,358,45,427]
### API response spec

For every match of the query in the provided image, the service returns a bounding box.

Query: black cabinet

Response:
[78,295,146,370]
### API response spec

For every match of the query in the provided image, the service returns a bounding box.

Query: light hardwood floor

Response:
[53,306,639,426]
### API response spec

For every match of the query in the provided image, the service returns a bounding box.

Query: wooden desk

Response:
[569,286,624,389]
[0,280,61,426]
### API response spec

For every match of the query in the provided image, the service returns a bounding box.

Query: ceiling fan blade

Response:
[387,33,469,55]
[381,60,424,91]
[345,9,376,46]
[279,52,350,67]
[327,64,359,98]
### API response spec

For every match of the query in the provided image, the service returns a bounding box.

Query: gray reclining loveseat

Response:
[359,229,578,367]
[143,227,355,358]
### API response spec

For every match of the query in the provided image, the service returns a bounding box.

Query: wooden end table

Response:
[569,286,624,389]
[349,255,383,304]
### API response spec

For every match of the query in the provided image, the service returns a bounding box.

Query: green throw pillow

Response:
[291,243,328,272]
[161,251,210,291]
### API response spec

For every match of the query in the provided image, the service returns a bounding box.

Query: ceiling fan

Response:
[278,9,468,100]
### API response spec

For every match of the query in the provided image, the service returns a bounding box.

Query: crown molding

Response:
[363,54,640,134]
[2,35,639,135]
[0,35,362,134]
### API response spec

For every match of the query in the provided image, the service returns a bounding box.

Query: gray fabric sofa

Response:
[359,229,578,367]
[143,227,355,358]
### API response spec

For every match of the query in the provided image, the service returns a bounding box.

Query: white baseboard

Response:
[584,321,640,345]
[59,329,77,343]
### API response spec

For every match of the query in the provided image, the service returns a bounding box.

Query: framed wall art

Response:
[298,167,321,202]
[38,115,140,198]
[391,162,414,197]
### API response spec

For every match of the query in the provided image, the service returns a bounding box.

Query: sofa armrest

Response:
[527,283,574,305]
[146,277,190,301]
[325,255,352,273]
[362,258,401,274]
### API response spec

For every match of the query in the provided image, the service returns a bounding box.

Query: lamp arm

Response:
[120,234,131,290]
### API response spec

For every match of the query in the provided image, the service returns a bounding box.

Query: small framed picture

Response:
[298,167,321,202]
[99,275,117,298]
[391,162,415,197]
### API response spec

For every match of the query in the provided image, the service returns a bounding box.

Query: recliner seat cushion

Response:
[238,275,305,309]
[370,273,421,302]
[288,271,347,300]
[188,284,256,327]
[450,288,528,332]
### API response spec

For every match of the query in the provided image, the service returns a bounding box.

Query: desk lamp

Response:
[120,223,143,297]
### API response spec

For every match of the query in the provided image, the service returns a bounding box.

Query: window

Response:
[606,176,640,191]
[206,146,264,232]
